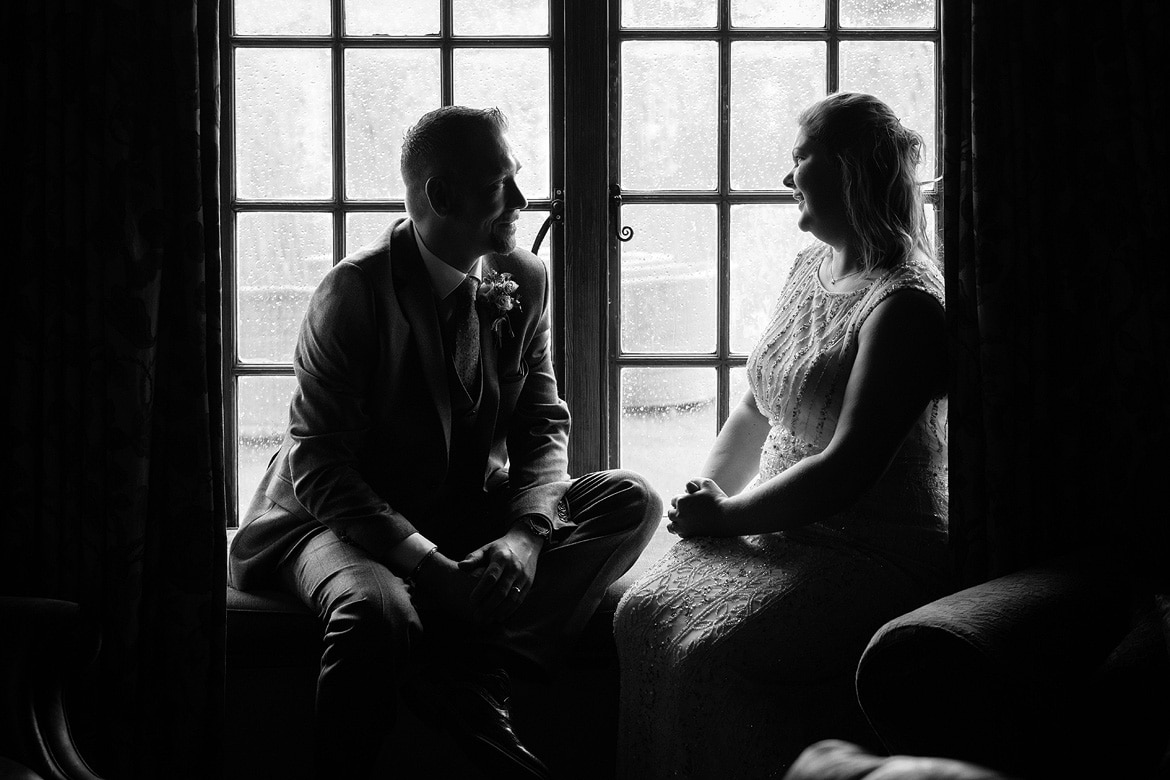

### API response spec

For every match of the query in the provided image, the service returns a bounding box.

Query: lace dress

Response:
[613,243,951,779]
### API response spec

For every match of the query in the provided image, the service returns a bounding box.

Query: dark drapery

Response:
[943,0,1170,586]
[6,1,226,777]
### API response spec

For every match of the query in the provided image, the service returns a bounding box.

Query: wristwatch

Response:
[516,514,553,542]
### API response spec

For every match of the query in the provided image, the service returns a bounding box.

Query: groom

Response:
[228,106,661,779]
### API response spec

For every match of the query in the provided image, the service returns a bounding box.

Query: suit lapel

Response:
[390,221,452,456]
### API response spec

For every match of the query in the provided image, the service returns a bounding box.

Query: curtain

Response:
[6,1,226,777]
[943,0,1170,587]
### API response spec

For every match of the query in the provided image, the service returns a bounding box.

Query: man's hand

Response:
[667,477,730,538]
[457,526,543,624]
[410,551,479,624]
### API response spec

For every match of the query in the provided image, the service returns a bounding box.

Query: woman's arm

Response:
[670,288,946,537]
[696,389,771,496]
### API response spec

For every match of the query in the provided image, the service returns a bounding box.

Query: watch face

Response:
[527,517,551,537]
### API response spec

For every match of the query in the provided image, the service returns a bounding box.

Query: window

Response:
[222,0,562,523]
[610,0,940,501]
[222,0,940,523]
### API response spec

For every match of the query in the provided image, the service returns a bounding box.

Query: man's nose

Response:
[506,178,527,210]
[782,169,794,188]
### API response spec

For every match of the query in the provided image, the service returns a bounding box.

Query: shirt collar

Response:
[413,224,482,300]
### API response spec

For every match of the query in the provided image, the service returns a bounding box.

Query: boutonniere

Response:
[478,269,521,344]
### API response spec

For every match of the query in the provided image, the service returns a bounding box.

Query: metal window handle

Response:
[610,184,634,242]
[530,195,564,256]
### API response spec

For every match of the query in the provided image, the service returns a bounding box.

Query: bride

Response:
[613,92,951,779]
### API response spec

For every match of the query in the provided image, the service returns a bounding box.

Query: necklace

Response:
[826,258,864,285]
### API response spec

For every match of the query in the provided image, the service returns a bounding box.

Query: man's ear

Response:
[424,176,453,217]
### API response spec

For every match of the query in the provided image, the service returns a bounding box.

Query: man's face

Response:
[444,128,528,257]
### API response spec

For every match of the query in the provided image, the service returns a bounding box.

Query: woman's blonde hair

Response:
[797,92,931,272]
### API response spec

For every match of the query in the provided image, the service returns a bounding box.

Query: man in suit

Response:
[228,105,661,779]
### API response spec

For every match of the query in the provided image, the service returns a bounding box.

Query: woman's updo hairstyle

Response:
[797,92,930,272]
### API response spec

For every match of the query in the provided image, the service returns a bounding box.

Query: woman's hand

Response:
[667,478,731,538]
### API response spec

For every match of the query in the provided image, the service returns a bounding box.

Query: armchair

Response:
[0,598,104,780]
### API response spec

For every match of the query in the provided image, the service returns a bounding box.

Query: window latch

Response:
[530,193,564,256]
[609,184,634,242]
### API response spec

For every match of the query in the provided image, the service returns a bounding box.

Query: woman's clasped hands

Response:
[666,477,733,537]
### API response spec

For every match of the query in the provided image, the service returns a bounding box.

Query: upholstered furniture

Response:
[846,552,1170,780]
[0,598,104,780]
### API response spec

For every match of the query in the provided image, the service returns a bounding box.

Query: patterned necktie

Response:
[451,275,480,390]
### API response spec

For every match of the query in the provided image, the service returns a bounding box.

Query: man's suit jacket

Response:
[229,218,571,591]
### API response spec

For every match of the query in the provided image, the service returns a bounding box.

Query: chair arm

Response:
[0,598,104,780]
[855,553,1133,778]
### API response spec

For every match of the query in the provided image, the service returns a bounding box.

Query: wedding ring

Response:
[512,586,522,594]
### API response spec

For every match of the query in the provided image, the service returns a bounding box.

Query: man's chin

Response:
[490,226,517,255]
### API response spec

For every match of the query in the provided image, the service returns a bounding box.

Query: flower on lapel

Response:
[478,269,522,344]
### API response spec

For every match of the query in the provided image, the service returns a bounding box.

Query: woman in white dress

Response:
[613,93,951,779]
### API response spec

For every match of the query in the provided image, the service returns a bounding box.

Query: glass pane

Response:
[516,210,553,267]
[235,0,330,35]
[345,211,404,253]
[345,0,439,35]
[237,212,334,363]
[621,41,718,190]
[621,367,717,504]
[731,42,824,190]
[454,48,551,200]
[731,0,824,28]
[839,40,937,181]
[454,0,548,35]
[621,0,716,28]
[346,49,440,200]
[840,0,934,28]
[235,48,332,200]
[237,375,299,513]
[621,204,716,353]
[928,204,939,259]
[729,204,807,353]
[729,365,749,407]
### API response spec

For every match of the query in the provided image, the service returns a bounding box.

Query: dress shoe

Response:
[438,666,551,780]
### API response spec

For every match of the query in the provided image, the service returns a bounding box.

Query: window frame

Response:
[219,0,942,525]
[220,0,566,526]
[604,0,942,474]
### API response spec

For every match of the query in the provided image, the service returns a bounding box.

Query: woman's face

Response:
[783,128,852,245]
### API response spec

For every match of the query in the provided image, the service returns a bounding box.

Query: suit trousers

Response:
[276,468,662,779]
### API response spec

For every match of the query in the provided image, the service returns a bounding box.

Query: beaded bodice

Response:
[747,242,948,535]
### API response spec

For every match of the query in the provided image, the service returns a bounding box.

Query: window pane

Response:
[621,204,717,353]
[621,41,718,190]
[345,211,404,253]
[731,0,824,28]
[346,49,440,201]
[237,212,333,363]
[621,367,716,503]
[840,0,934,28]
[729,365,749,407]
[237,375,298,512]
[454,48,551,200]
[731,42,824,190]
[454,0,548,36]
[621,0,716,28]
[345,0,439,36]
[730,204,807,354]
[235,48,332,200]
[839,40,936,180]
[516,210,553,267]
[235,0,330,35]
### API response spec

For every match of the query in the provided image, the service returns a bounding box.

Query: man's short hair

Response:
[400,105,508,191]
